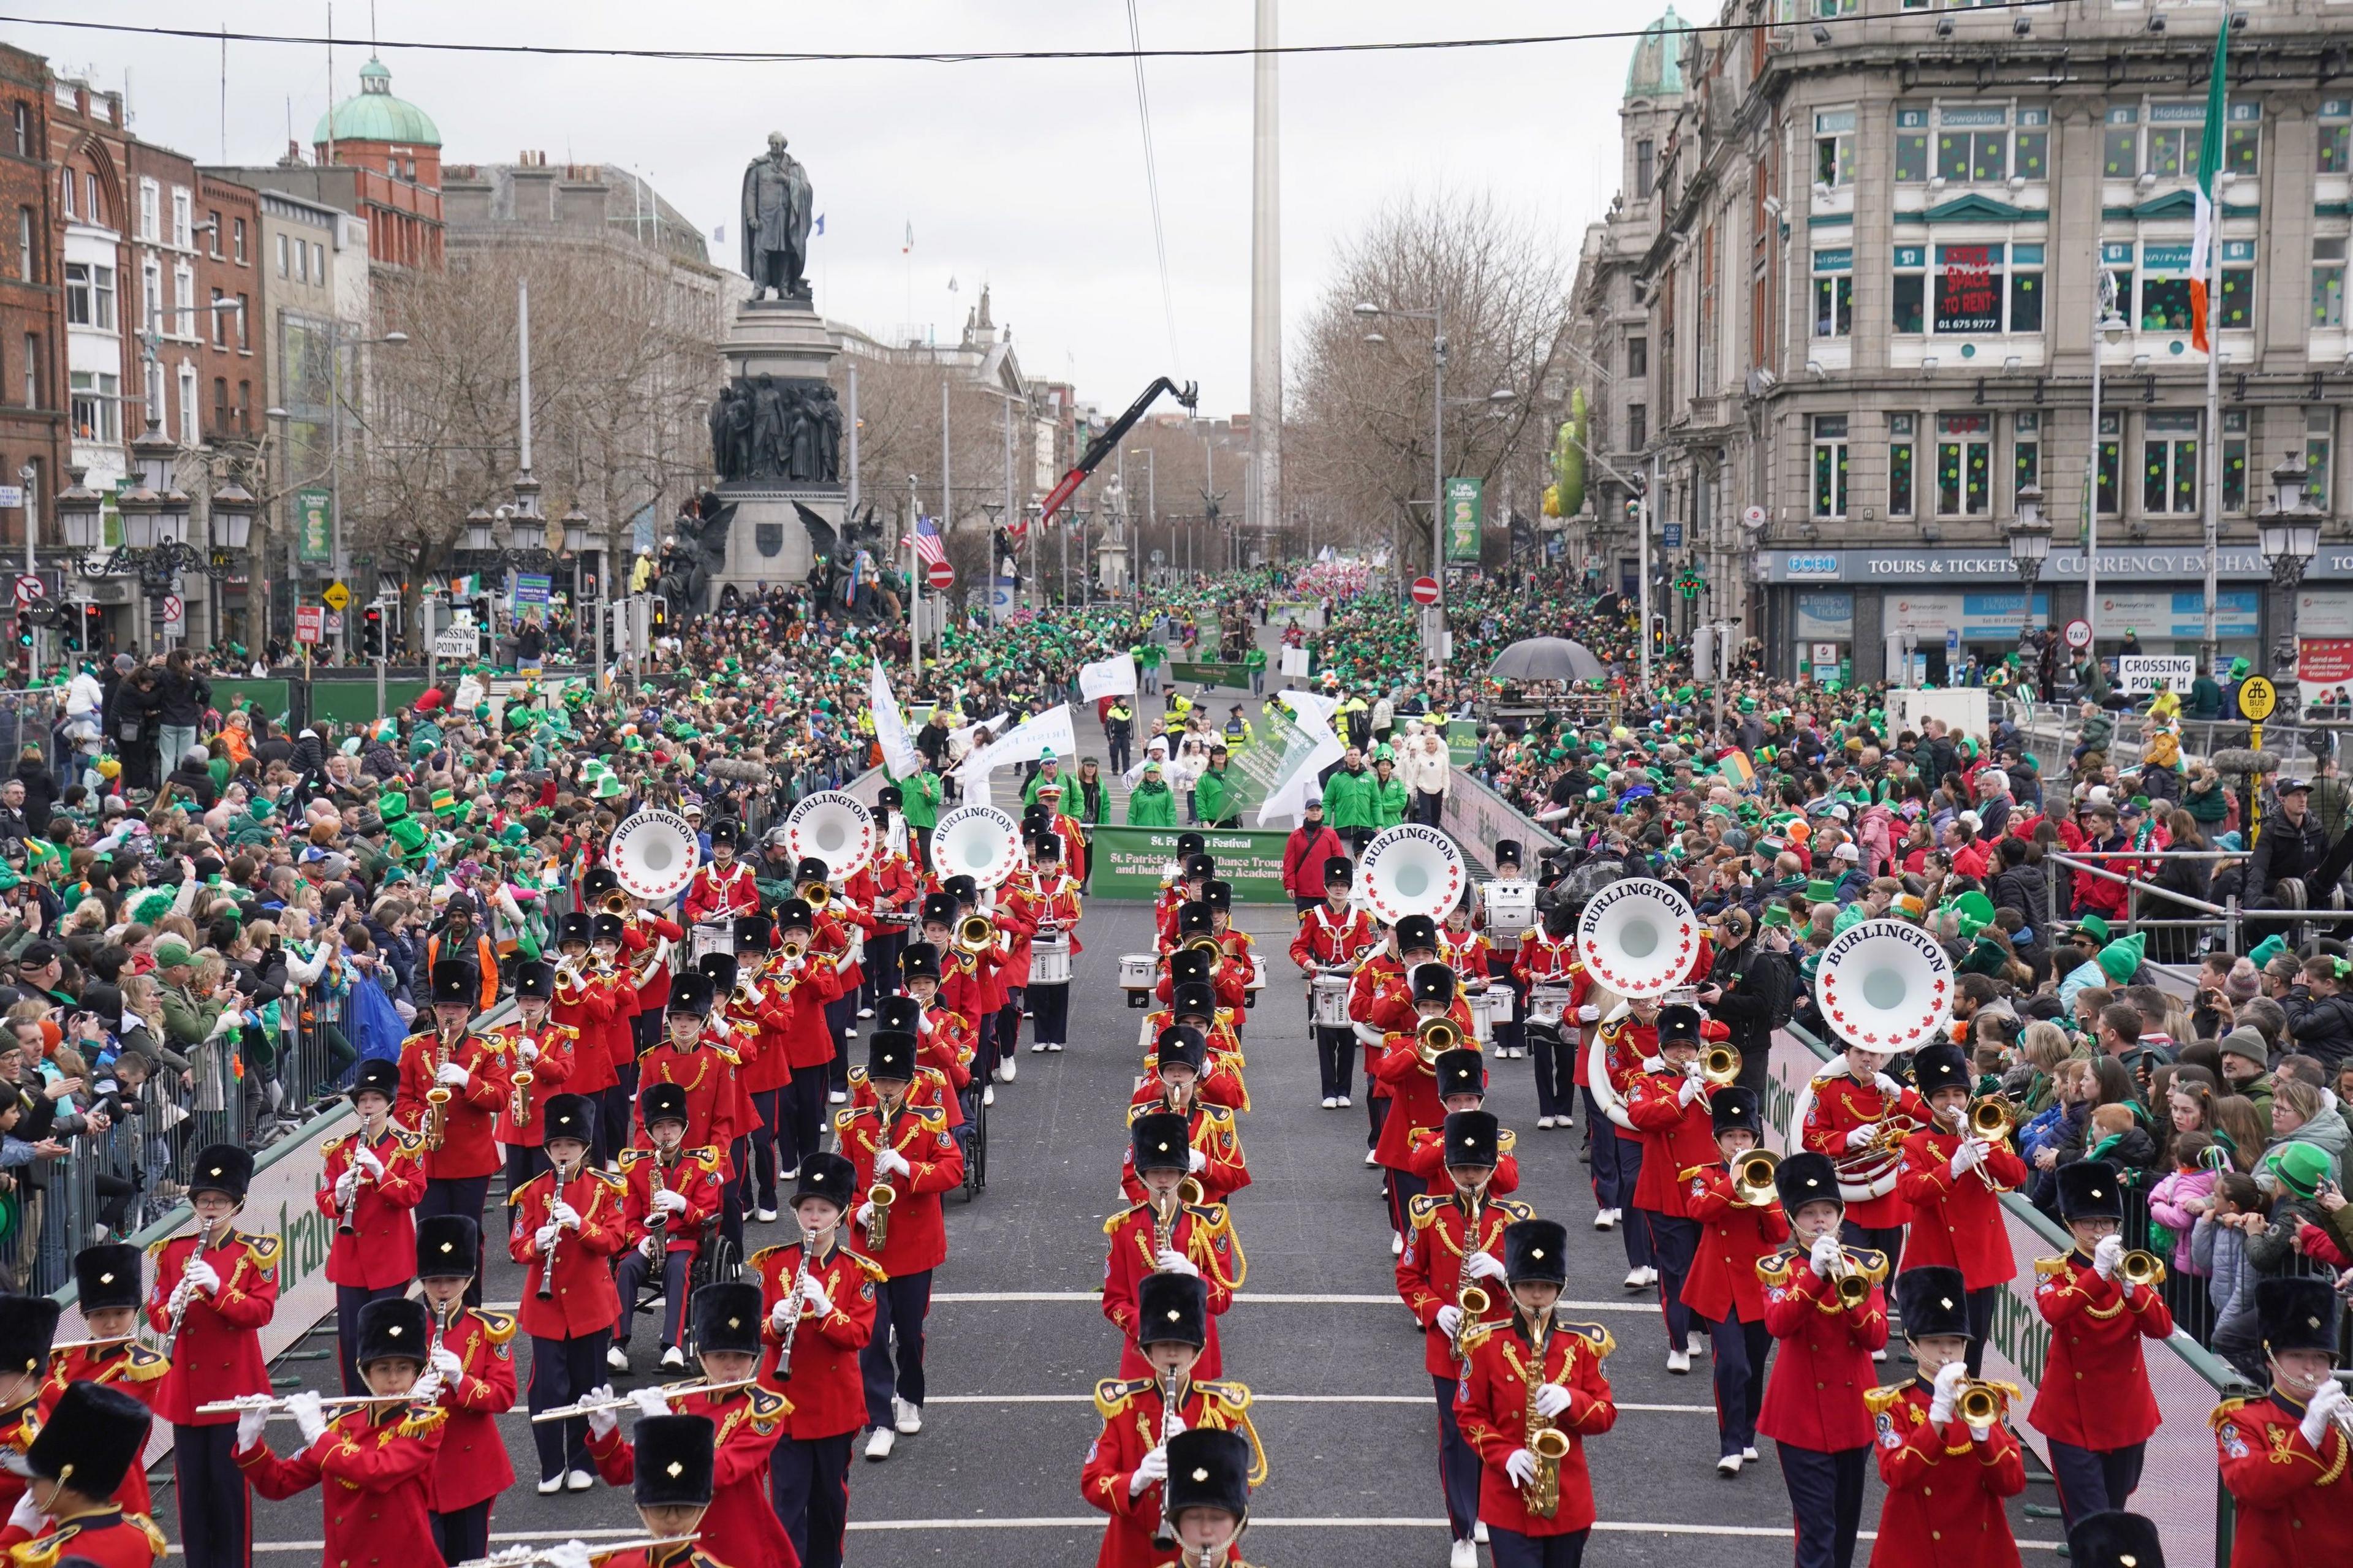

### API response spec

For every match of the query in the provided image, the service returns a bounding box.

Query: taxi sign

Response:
[322,581,351,612]
[2237,675,2278,722]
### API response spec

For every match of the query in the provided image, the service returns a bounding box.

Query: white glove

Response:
[5,1487,43,1537]
[545,1542,596,1568]
[1504,1447,1539,1487]
[2093,1234,2124,1281]
[1576,1004,1600,1023]
[1434,1305,1464,1340]
[873,1147,911,1180]
[771,1298,798,1333]
[1187,1149,1207,1173]
[629,1385,672,1419]
[534,1224,561,1253]
[1809,1235,1843,1279]
[1154,1248,1199,1278]
[1874,1072,1903,1096]
[1463,1250,1507,1283]
[855,1202,876,1229]
[435,1062,471,1090]
[1640,1056,1666,1075]
[653,1189,690,1215]
[1677,1075,1704,1107]
[518,1041,541,1066]
[1929,1362,1968,1425]
[798,1274,833,1317]
[234,1404,268,1453]
[354,1146,385,1179]
[287,1390,328,1447]
[430,1347,465,1382]
[1844,1125,1879,1150]
[585,1399,619,1441]
[2300,1379,2347,1448]
[1129,1444,1170,1496]
[407,1369,445,1409]
[334,1168,359,1206]
[1950,1140,1986,1179]
[184,1257,221,1295]
[551,1200,583,1230]
[1534,1382,1574,1420]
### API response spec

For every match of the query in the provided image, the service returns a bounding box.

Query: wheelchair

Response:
[958,1085,988,1200]
[627,1212,742,1355]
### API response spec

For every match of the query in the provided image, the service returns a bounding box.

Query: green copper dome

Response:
[313,58,441,148]
[1626,9,1689,99]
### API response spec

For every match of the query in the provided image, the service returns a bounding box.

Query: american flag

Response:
[910,515,945,569]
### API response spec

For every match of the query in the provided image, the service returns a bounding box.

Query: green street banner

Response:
[1444,477,1484,562]
[1169,660,1254,689]
[1220,697,1325,826]
[296,487,333,564]
[1446,718,1482,767]
[1089,826,1294,903]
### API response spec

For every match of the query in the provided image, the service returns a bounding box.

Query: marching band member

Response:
[510,1094,628,1494]
[1344,913,1409,1165]
[1477,839,1531,1063]
[1159,1428,1258,1568]
[1865,1267,2025,1568]
[942,874,1014,1089]
[1593,991,1660,1287]
[3,1382,165,1566]
[1441,895,1495,1032]
[1757,1151,1890,1568]
[1121,1026,1249,1205]
[493,959,578,1192]
[1678,1087,1788,1475]
[233,1298,449,1568]
[2214,1276,2353,1562]
[1206,882,1257,1039]
[1514,903,1588,1135]
[150,1145,279,1568]
[1292,855,1374,1110]
[899,944,978,1108]
[556,1414,727,1568]
[1398,1110,1529,1561]
[0,1295,60,1531]
[1405,1048,1521,1195]
[805,856,868,1104]
[1452,1218,1618,1568]
[1032,776,1089,881]
[838,1026,965,1461]
[634,974,740,1165]
[754,1152,882,1568]
[1080,1271,1265,1568]
[1158,904,1249,1018]
[1135,990,1248,1115]
[396,958,511,1306]
[48,1246,169,1518]
[682,817,763,925]
[1799,1040,1932,1278]
[612,1083,728,1373]
[853,994,966,1132]
[582,1283,795,1568]
[551,912,626,1168]
[316,1059,427,1394]
[2027,1162,2172,1530]
[771,898,847,1163]
[1373,964,1477,1244]
[735,914,800,1223]
[1105,1112,1245,1379]
[853,786,920,1018]
[1621,1002,1719,1374]
[1894,1043,2029,1379]
[1155,852,1216,950]
[1004,833,1084,1055]
[414,1214,518,1565]
[591,909,648,1163]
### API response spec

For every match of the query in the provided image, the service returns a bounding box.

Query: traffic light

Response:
[362,604,384,656]
[650,595,669,633]
[12,611,29,650]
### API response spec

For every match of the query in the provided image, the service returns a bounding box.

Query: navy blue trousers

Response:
[860,1269,933,1428]
[613,1246,692,1349]
[2045,1438,2145,1531]
[1645,1212,1699,1347]
[528,1328,613,1481]
[1707,1313,1772,1456]
[1776,1443,1868,1568]
[771,1431,855,1568]
[172,1422,248,1568]
[1431,1372,1480,1540]
[1487,1527,1590,1568]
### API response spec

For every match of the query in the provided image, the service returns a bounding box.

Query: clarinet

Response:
[537,1155,575,1302]
[1151,1363,1184,1549]
[775,1227,821,1382]
[162,1215,220,1357]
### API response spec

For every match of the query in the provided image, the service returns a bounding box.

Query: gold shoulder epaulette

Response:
[847,1066,871,1088]
[747,1244,786,1271]
[1196,1377,1252,1412]
[320,1134,349,1158]
[120,1344,170,1382]
[689,1146,724,1173]
[911,1102,947,1130]
[2209,1396,2253,1428]
[1496,1128,1518,1155]
[833,1108,860,1132]
[1406,1193,1444,1229]
[1809,1064,1849,1086]
[1677,1163,1719,1183]
[710,1044,741,1067]
[1094,1376,1151,1418]
[243,1234,283,1268]
[617,1148,651,1170]
[2034,1256,2069,1278]
[1192,1202,1230,1230]
[1124,1100,1154,1126]
[1202,1104,1234,1126]
[848,1251,889,1281]
[1553,1319,1616,1359]
[746,1387,792,1420]
[396,1404,450,1439]
[1863,1385,1909,1417]
[1497,1199,1536,1223]
[509,1170,553,1208]
[1756,1249,1798,1286]
[1105,1203,1149,1237]
[472,1309,518,1345]
[145,1237,170,1259]
[130,1515,167,1556]
[390,1127,425,1154]
[1843,1246,1889,1284]
[591,1169,627,1195]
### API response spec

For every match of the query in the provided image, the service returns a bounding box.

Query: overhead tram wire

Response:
[0,2,2096,68]
[1125,0,1183,379]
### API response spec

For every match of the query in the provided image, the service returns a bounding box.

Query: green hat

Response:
[1832,903,1871,936]
[1805,879,1839,903]
[2230,656,2249,678]
[129,890,176,926]
[153,938,194,969]
[246,795,275,824]
[378,789,410,823]
[2069,914,2111,947]
[430,787,459,818]
[594,773,626,801]
[388,817,428,855]
[2264,1140,2332,1199]
[1950,890,1996,939]
[2247,933,2289,969]
[2094,933,2145,983]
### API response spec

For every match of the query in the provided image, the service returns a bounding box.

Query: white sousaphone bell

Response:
[1574,877,1696,1002]
[1812,917,1953,1053]
[784,791,877,883]
[1356,825,1469,925]
[608,809,702,904]
[930,804,1023,890]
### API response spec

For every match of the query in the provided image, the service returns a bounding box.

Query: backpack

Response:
[1747,949,1796,1032]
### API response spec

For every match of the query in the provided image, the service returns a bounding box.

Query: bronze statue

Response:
[740,132,814,303]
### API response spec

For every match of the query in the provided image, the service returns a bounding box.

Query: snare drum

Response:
[1480,985,1515,1025]
[689,921,735,964]
[1480,879,1538,937]
[1029,935,1072,986]
[1469,990,1502,1044]
[1528,984,1572,1028]
[1121,952,1158,1009]
[1313,973,1354,1028]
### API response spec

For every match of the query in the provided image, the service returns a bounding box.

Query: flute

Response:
[197,1391,418,1419]
[528,1376,759,1423]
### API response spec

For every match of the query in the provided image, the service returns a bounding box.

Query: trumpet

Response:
[955,914,995,955]
[1731,1149,1781,1208]
[1700,1043,1742,1086]
[529,1377,759,1423]
[1180,931,1223,957]
[453,1537,700,1568]
[1955,1378,2023,1427]
[777,937,808,964]
[1415,1015,1464,1066]
[1969,1096,2017,1142]
[1828,1249,1873,1309]
[2118,1249,2167,1289]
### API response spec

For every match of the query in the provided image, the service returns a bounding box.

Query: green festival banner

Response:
[1089,827,1294,903]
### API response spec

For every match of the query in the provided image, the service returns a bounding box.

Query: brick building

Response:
[0,45,58,555]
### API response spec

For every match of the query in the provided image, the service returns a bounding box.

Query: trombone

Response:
[1415,1015,1464,1067]
[1825,1247,1873,1309]
[954,914,995,955]
[1699,1043,1741,1087]
[529,1377,759,1423]
[801,880,833,910]
[1730,1149,1780,1208]
[1180,931,1223,958]
[597,888,633,916]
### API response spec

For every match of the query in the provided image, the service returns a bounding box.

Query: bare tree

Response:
[1289,191,1572,576]
[829,352,1033,595]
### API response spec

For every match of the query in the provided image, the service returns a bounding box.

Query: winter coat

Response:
[8,761,55,836]
[2146,1167,2218,1274]
[1370,775,1409,828]
[2191,1212,2259,1342]
[153,668,211,728]
[1320,765,1376,830]
[2286,992,2353,1075]
[1126,780,1176,827]
[1989,862,2048,934]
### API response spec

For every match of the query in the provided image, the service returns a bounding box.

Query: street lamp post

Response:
[55,441,252,648]
[2082,274,2128,661]
[2257,450,2322,681]
[1355,299,1447,676]
[2007,483,2053,657]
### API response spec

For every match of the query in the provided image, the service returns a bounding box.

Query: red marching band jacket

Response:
[145,1227,279,1426]
[1755,1244,1891,1453]
[1865,1378,2026,1568]
[836,1101,965,1277]
[394,1026,512,1183]
[1680,1167,1790,1324]
[313,1123,428,1291]
[586,1382,797,1568]
[752,1240,882,1439]
[2025,1252,2172,1452]
[1895,1124,2031,1290]
[238,1403,449,1568]
[1452,1316,1618,1537]
[1101,1199,1244,1380]
[507,1162,629,1341]
[1396,1194,1531,1377]
[424,1305,520,1513]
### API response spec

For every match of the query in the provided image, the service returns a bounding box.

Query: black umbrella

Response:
[1487,637,1606,683]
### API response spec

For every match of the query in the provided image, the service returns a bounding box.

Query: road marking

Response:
[920,1392,1716,1411]
[927,1290,1665,1312]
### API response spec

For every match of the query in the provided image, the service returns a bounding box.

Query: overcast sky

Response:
[33,1,1651,412]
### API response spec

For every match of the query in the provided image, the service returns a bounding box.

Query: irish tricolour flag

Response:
[2188,25,2229,352]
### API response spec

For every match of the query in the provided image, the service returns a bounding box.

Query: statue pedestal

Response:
[711,298,843,596]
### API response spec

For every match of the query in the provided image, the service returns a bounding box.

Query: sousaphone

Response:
[931,804,1023,890]
[784,791,876,884]
[608,809,701,904]
[1357,825,1469,926]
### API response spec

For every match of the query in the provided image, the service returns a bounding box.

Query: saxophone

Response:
[508,1029,536,1127]
[1524,1314,1571,1520]
[1151,1189,1178,1267]
[423,1023,458,1151]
